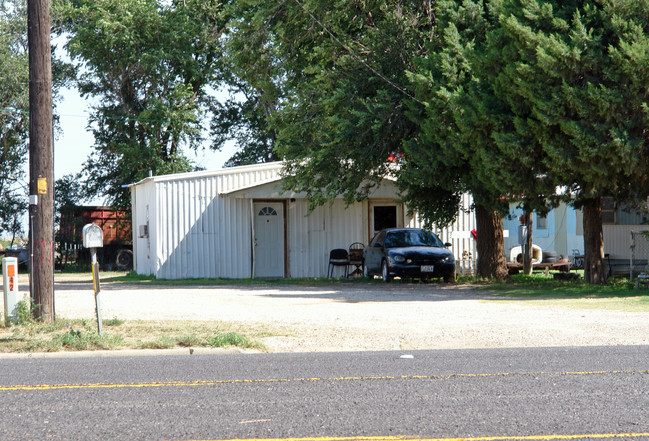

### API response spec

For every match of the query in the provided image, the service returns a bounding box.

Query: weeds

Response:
[0,318,266,353]
[14,300,32,325]
[136,336,177,349]
[207,332,262,349]
[103,317,125,327]
[175,334,202,347]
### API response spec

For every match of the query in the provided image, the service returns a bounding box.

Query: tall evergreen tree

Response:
[402,0,554,278]
[486,0,649,283]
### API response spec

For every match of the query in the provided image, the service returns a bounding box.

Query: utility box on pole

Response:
[3,257,20,325]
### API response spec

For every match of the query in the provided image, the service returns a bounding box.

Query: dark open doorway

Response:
[373,205,397,232]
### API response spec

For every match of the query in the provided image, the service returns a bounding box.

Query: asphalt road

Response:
[0,346,648,441]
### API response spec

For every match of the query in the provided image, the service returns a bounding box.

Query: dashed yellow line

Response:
[0,370,647,392]
[183,434,649,441]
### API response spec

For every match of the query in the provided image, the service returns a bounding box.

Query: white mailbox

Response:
[82,223,103,248]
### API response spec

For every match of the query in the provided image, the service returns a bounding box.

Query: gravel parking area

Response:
[6,276,649,352]
[0,276,649,352]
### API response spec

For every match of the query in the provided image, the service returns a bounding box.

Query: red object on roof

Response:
[387,152,403,162]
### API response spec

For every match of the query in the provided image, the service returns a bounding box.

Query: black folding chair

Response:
[328,248,349,278]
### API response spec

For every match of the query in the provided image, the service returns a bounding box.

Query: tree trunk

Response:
[475,204,509,279]
[582,197,607,284]
[522,212,533,275]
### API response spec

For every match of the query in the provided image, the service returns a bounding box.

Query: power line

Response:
[0,107,198,125]
[290,0,425,106]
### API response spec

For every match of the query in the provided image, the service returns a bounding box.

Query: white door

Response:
[253,202,285,277]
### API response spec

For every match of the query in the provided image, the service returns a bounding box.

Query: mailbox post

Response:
[83,223,103,336]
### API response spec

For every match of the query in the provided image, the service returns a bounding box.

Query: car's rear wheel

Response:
[381,260,391,283]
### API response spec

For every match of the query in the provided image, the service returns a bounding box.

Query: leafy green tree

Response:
[277,1,434,209]
[228,0,434,207]
[485,0,649,283]
[402,1,552,278]
[53,0,229,207]
[0,0,29,241]
[212,1,287,167]
[209,81,280,167]
[227,1,515,278]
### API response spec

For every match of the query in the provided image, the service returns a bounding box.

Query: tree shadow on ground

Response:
[48,277,649,304]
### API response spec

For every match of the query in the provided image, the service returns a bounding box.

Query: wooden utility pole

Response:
[28,0,55,320]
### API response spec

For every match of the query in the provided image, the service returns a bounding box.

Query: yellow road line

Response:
[183,434,649,441]
[1,370,647,392]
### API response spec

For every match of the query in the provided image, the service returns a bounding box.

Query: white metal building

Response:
[129,162,477,279]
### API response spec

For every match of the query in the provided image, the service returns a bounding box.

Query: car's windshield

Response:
[384,230,444,248]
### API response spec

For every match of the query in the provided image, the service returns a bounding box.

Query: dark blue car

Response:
[363,228,456,282]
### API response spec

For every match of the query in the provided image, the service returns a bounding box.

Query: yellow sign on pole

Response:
[37,178,47,194]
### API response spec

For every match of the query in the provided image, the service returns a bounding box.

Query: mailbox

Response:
[82,223,103,248]
[83,223,104,335]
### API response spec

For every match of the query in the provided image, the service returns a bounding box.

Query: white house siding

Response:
[503,203,583,259]
[407,192,477,264]
[603,225,649,260]
[131,164,283,280]
[154,179,252,279]
[130,163,480,279]
[287,199,365,278]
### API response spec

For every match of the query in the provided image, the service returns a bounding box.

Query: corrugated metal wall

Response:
[407,193,477,265]
[287,199,365,277]
[603,225,648,259]
[131,164,479,279]
[148,164,283,279]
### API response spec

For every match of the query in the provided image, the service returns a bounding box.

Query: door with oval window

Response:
[253,202,285,277]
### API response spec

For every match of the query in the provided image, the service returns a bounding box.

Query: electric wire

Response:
[0,107,198,125]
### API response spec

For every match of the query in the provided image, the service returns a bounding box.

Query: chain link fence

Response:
[630,231,649,280]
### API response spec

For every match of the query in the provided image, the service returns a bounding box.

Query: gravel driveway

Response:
[35,277,649,352]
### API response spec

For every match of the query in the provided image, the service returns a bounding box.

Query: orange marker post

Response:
[2,257,20,325]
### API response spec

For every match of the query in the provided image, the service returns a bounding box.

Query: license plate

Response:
[421,265,434,272]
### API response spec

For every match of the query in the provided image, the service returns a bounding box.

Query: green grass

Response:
[206,332,263,349]
[64,268,649,302]
[470,272,649,312]
[0,318,268,353]
[479,272,637,298]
